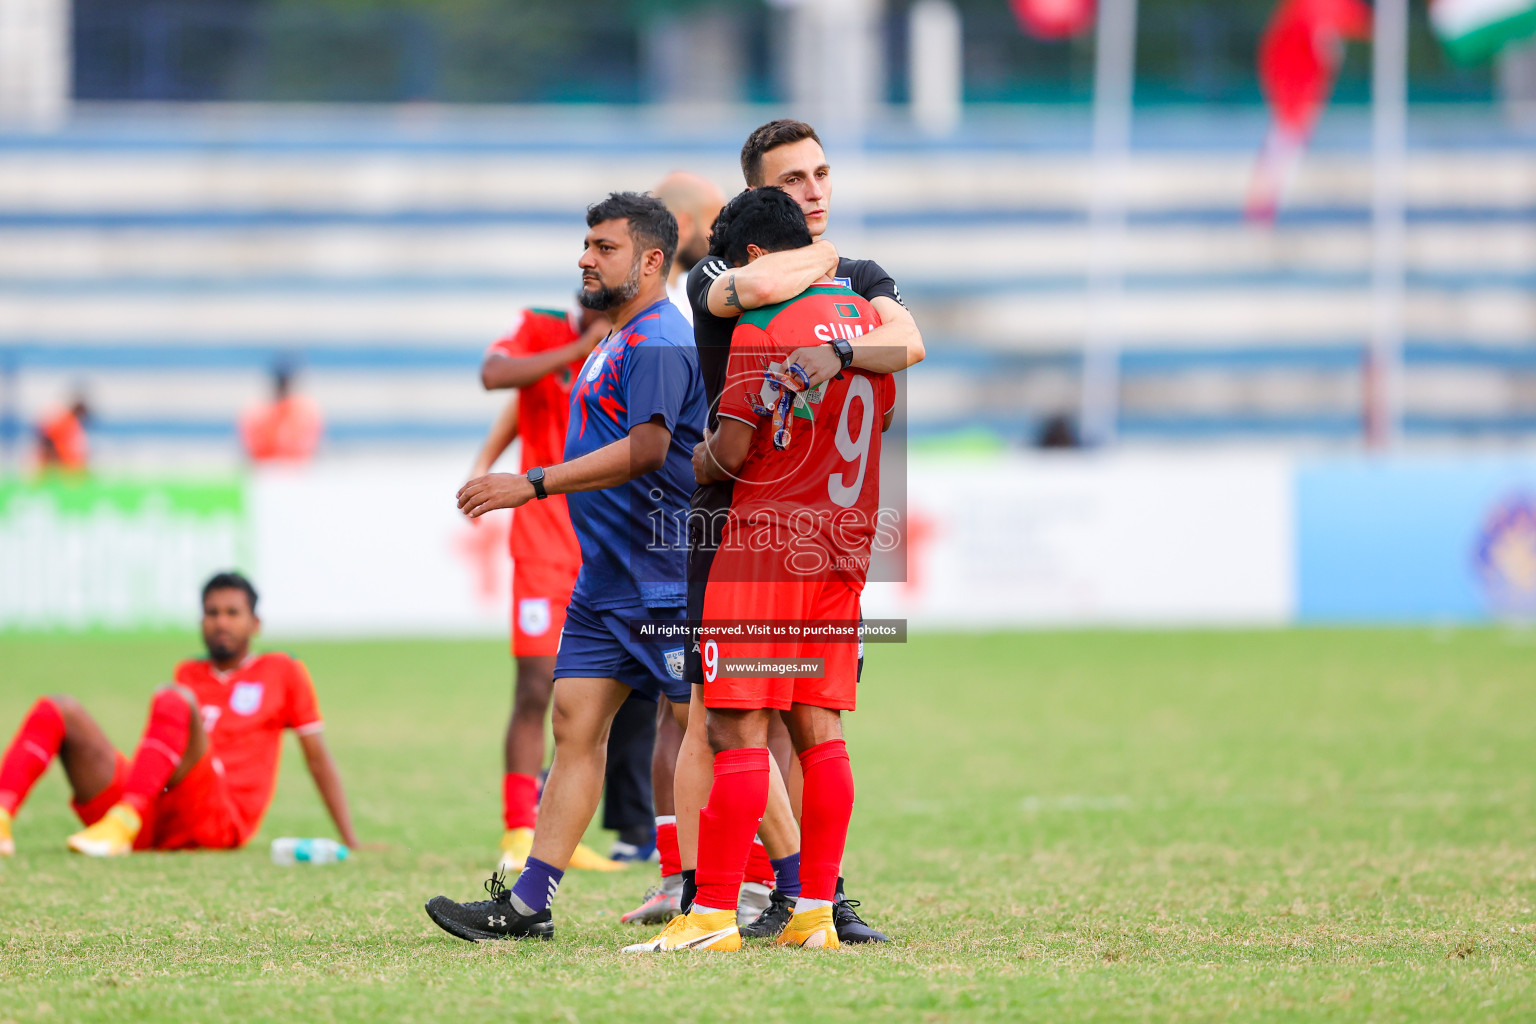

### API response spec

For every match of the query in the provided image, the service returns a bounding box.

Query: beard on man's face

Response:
[578,255,642,312]
[204,636,238,662]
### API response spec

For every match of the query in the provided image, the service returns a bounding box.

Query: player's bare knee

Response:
[550,701,606,754]
[705,708,765,753]
[785,704,842,750]
[46,694,85,728]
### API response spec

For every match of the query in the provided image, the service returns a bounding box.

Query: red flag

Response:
[1010,0,1095,40]
[1247,0,1373,221]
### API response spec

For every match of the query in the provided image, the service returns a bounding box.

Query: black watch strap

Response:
[828,336,854,371]
[527,466,548,500]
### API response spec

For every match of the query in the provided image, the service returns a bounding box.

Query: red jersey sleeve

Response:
[718,322,780,426]
[485,311,534,360]
[282,659,325,735]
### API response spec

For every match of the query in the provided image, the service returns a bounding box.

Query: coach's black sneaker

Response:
[833,878,889,944]
[739,888,794,939]
[424,871,554,942]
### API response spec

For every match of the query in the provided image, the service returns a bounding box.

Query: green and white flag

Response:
[1432,0,1536,64]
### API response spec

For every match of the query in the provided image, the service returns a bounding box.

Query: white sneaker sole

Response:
[621,925,739,953]
[67,836,129,857]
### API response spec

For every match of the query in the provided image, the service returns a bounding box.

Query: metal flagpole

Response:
[1081,0,1137,447]
[1368,0,1408,447]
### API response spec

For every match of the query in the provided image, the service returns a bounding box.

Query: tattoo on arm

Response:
[724,273,742,310]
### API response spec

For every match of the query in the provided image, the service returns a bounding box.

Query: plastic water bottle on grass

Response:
[270,837,349,865]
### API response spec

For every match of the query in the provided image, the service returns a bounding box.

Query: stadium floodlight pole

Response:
[1367,0,1408,448]
[1080,0,1137,447]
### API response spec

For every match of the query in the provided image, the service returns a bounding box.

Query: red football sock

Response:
[745,837,776,888]
[0,698,66,816]
[694,747,770,912]
[655,816,681,877]
[798,739,854,902]
[503,772,539,830]
[121,690,192,817]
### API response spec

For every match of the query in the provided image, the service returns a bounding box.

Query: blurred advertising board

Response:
[249,463,509,638]
[1296,457,1536,622]
[0,477,248,631]
[861,454,1296,628]
[7,455,1535,634]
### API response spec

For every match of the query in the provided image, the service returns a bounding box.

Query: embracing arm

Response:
[457,419,673,517]
[782,294,925,388]
[481,318,608,390]
[854,296,926,372]
[692,419,754,485]
[705,240,840,317]
[297,732,358,849]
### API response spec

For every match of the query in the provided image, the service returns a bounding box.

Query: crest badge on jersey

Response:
[584,351,607,383]
[230,682,264,716]
[519,598,552,637]
[664,647,685,680]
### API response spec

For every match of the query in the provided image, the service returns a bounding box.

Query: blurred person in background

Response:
[35,393,90,473]
[474,303,647,874]
[1036,413,1080,449]
[240,363,323,463]
[0,572,358,858]
[654,171,725,320]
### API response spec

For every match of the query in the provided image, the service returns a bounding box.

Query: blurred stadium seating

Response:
[2,101,1534,472]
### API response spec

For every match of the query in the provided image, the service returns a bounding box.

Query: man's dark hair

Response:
[740,119,822,187]
[710,187,814,268]
[203,571,258,614]
[585,191,679,278]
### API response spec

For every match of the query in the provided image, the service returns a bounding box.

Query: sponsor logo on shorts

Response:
[230,682,264,716]
[664,647,685,680]
[519,598,552,637]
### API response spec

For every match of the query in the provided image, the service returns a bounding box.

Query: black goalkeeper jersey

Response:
[685,255,904,526]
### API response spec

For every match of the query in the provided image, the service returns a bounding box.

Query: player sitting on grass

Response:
[0,572,358,858]
[626,186,895,952]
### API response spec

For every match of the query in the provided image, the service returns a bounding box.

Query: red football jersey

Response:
[717,283,895,588]
[173,652,323,833]
[485,308,585,568]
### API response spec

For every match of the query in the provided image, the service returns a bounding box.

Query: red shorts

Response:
[72,752,249,851]
[512,559,579,658]
[700,576,861,712]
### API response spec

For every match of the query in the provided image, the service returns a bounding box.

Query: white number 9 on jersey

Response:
[827,375,876,509]
[703,640,719,683]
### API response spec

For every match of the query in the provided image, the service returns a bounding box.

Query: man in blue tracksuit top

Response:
[426,191,706,943]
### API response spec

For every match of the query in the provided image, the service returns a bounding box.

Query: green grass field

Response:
[2,629,1535,1023]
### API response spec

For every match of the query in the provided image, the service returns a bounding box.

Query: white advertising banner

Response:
[250,460,510,637]
[861,453,1295,628]
[1,454,1295,635]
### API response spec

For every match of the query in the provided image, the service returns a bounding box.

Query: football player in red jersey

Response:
[627,187,894,952]
[0,572,357,858]
[671,120,922,944]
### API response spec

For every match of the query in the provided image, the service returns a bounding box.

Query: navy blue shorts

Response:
[553,598,691,704]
